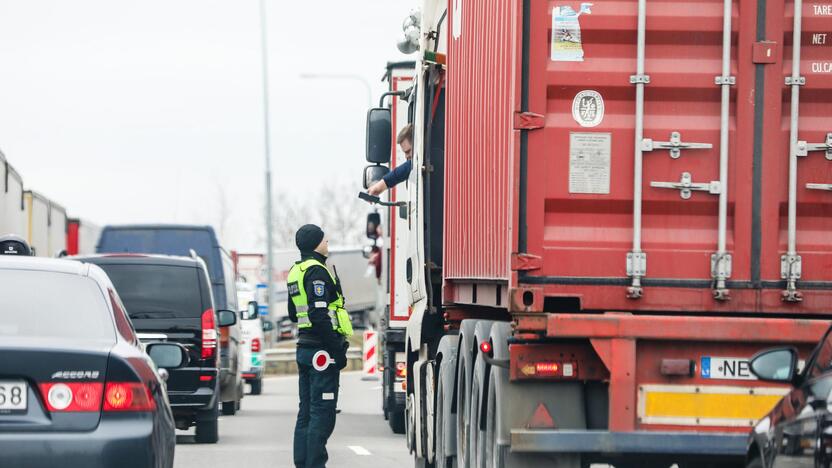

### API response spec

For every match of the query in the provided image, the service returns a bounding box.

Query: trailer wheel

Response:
[455,335,474,468]
[468,350,488,468]
[484,370,499,468]
[435,370,451,468]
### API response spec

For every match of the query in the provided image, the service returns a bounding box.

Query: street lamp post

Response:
[259,0,275,324]
[299,73,373,109]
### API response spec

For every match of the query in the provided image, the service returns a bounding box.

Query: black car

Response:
[96,224,244,415]
[0,255,188,468]
[73,254,237,443]
[746,324,832,467]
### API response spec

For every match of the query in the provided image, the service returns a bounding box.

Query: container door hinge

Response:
[781,254,803,302]
[650,172,721,199]
[513,112,545,130]
[511,253,543,271]
[626,252,647,277]
[642,132,713,159]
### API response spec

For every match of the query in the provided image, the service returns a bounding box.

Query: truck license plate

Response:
[700,357,755,380]
[0,380,28,412]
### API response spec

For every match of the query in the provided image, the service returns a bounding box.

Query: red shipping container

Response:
[444,0,832,314]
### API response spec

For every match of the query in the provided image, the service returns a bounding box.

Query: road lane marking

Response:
[348,445,372,456]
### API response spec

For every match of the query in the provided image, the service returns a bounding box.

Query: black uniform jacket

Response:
[287,252,347,358]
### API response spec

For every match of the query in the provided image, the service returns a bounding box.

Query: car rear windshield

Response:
[97,228,218,279]
[96,264,205,319]
[0,270,114,340]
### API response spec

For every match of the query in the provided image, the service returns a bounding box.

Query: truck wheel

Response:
[250,378,262,395]
[222,400,237,416]
[389,407,406,434]
[484,370,499,468]
[435,363,456,468]
[195,404,219,444]
[455,320,480,468]
[468,351,488,468]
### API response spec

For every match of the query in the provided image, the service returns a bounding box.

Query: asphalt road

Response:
[174,371,411,468]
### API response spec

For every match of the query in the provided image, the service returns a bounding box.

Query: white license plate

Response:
[0,380,28,412]
[700,356,755,380]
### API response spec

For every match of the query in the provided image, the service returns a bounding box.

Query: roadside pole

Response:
[259,0,275,323]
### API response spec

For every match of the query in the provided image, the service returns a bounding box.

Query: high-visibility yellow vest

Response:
[287,258,353,337]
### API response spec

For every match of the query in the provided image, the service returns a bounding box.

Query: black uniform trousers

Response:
[294,345,340,468]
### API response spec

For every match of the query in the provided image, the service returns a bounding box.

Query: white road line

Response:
[348,445,372,456]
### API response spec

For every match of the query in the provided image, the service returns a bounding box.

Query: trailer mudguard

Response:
[487,322,585,468]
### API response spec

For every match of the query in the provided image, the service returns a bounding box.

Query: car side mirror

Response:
[262,320,275,332]
[366,212,381,240]
[217,309,237,327]
[146,342,189,369]
[366,108,392,164]
[240,301,259,320]
[749,347,799,383]
[363,165,390,189]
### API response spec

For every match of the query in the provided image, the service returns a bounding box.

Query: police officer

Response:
[288,224,353,468]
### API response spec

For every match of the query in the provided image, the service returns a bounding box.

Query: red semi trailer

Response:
[361,0,832,466]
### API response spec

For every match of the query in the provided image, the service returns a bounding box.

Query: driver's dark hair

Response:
[397,124,413,145]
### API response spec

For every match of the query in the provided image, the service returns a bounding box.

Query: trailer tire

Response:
[435,335,460,468]
[469,349,489,468]
[455,320,482,468]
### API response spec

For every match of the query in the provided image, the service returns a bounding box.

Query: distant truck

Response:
[66,218,101,256]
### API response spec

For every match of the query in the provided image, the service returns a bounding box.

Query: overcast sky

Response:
[0,1,410,251]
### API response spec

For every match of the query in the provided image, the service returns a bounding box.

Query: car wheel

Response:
[250,378,262,395]
[222,401,237,416]
[195,404,219,444]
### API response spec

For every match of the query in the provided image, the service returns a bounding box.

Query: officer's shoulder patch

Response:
[312,280,326,297]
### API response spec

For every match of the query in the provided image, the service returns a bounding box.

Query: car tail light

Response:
[103,382,155,412]
[395,362,407,379]
[251,338,261,353]
[202,308,217,360]
[39,382,104,412]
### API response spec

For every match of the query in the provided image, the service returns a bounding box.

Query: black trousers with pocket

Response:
[293,346,340,468]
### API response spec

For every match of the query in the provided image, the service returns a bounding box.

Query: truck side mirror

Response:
[366,108,392,164]
[366,212,381,240]
[363,165,390,189]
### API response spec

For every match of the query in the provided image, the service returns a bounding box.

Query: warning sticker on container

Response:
[569,132,611,194]
[551,3,593,62]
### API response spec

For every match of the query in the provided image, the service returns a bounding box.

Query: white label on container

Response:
[572,90,604,127]
[569,132,611,194]
[813,4,832,15]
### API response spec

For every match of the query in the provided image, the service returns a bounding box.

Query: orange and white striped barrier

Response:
[361,329,379,381]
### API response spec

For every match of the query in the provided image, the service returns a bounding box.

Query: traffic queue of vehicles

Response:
[360,1,832,467]
[0,156,272,466]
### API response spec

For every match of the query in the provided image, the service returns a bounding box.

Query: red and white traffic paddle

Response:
[312,350,334,372]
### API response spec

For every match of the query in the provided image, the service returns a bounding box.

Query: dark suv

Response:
[72,254,236,443]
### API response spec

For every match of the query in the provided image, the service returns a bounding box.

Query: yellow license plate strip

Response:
[637,384,788,427]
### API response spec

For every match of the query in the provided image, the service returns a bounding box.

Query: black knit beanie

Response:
[295,224,325,253]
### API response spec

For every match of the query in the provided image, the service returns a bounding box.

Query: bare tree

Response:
[214,181,233,241]
[266,181,367,249]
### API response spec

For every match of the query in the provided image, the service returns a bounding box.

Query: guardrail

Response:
[264,347,362,362]
[263,347,363,374]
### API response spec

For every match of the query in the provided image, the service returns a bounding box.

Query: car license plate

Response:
[701,356,755,380]
[0,380,27,412]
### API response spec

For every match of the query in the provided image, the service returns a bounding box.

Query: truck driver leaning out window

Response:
[367,123,413,196]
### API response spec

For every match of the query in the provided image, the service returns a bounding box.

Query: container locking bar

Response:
[641,132,712,159]
[782,0,805,302]
[650,172,721,200]
[627,0,649,299]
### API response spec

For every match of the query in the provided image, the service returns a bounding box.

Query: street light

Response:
[259,0,275,324]
[299,73,373,108]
